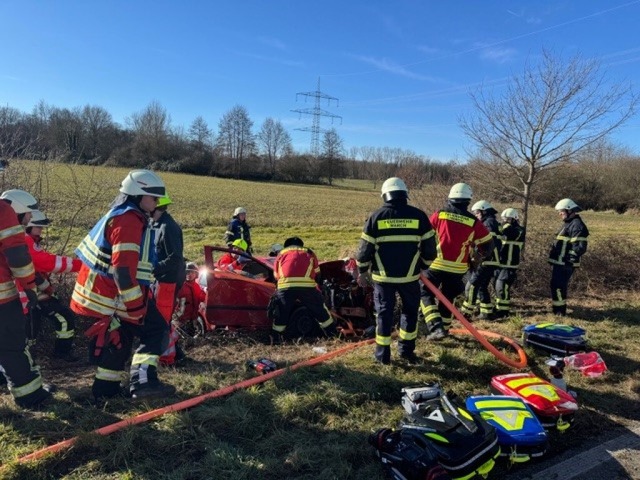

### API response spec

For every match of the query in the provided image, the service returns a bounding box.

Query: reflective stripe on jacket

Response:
[275,246,320,289]
[548,215,589,267]
[499,222,526,269]
[429,205,492,274]
[355,201,436,283]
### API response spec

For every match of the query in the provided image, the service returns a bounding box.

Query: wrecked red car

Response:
[196,246,374,338]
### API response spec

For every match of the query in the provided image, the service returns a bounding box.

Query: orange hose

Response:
[421,274,527,369]
[10,338,375,467]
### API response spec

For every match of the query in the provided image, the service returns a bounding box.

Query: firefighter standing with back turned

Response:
[494,208,525,318]
[0,189,54,409]
[421,183,494,341]
[548,198,589,316]
[356,177,436,365]
[71,169,175,402]
[460,200,501,320]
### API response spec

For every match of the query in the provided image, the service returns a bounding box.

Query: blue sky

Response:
[2,1,640,161]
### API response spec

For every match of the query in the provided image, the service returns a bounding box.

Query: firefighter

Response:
[25,210,82,361]
[494,208,525,318]
[224,207,252,253]
[174,262,207,336]
[152,194,186,366]
[356,177,436,365]
[71,169,175,401]
[461,200,501,320]
[0,189,53,409]
[271,236,337,339]
[269,243,283,257]
[421,183,494,341]
[216,238,250,272]
[548,198,589,316]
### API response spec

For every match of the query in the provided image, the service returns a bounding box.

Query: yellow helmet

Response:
[232,239,248,251]
[157,195,172,208]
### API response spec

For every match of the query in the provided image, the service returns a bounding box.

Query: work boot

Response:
[493,311,508,320]
[323,322,338,338]
[374,345,391,365]
[426,328,448,341]
[477,312,495,321]
[130,381,176,401]
[399,352,423,365]
[16,384,55,411]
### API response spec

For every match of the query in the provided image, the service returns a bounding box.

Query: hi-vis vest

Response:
[75,204,155,284]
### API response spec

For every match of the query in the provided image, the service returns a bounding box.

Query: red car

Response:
[199,246,374,338]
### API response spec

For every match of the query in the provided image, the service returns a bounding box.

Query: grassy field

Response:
[1,161,640,479]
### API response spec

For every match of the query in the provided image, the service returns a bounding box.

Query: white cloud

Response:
[475,44,517,64]
[350,54,442,82]
[257,36,287,51]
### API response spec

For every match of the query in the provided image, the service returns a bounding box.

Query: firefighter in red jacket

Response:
[271,237,336,339]
[0,189,53,409]
[71,169,175,401]
[421,183,494,340]
[174,262,207,336]
[216,238,250,272]
[25,210,82,361]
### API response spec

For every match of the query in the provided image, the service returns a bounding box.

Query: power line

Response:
[292,77,342,156]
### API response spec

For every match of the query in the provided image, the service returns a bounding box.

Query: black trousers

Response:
[551,264,574,315]
[271,287,333,333]
[420,269,465,332]
[28,297,76,354]
[495,269,518,314]
[92,298,169,398]
[0,299,49,407]
[373,281,420,363]
[462,265,496,315]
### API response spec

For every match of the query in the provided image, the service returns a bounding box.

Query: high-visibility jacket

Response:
[548,215,589,267]
[479,215,502,267]
[71,202,155,322]
[356,200,436,284]
[0,200,36,304]
[176,279,206,322]
[274,246,321,289]
[429,204,493,274]
[25,234,82,275]
[499,222,526,269]
[216,253,244,271]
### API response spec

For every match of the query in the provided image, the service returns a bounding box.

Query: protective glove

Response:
[357,271,372,288]
[25,289,38,311]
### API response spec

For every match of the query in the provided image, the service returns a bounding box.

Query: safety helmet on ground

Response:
[471,200,496,213]
[501,208,519,221]
[380,177,409,202]
[448,183,473,200]
[234,207,247,216]
[555,198,581,212]
[27,210,51,227]
[283,236,304,248]
[269,243,283,256]
[0,189,39,214]
[119,169,166,197]
[185,262,199,272]
[157,195,172,208]
[231,238,248,251]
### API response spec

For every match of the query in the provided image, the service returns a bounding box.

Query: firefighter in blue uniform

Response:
[356,177,436,365]
[548,198,588,316]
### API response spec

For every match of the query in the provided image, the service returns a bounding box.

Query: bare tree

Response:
[188,116,213,150]
[128,100,172,165]
[0,106,39,159]
[319,128,345,186]
[460,49,639,227]
[257,117,292,177]
[81,105,116,161]
[216,105,255,177]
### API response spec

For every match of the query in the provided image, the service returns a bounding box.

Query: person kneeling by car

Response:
[270,237,337,340]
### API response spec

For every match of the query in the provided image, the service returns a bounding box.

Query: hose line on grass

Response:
[421,273,528,369]
[9,338,376,468]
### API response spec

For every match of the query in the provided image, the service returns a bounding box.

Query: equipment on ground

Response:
[401,383,443,414]
[465,395,548,464]
[564,351,607,377]
[246,358,277,374]
[490,373,579,432]
[522,323,589,355]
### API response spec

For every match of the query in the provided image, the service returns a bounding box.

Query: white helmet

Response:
[119,169,166,197]
[269,243,283,255]
[501,208,519,220]
[555,198,580,212]
[0,189,39,214]
[381,177,408,202]
[471,200,494,212]
[448,183,473,200]
[27,210,50,227]
[234,207,247,216]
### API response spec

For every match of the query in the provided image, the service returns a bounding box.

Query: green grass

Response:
[1,161,640,479]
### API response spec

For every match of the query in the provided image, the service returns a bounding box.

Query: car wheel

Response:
[287,306,321,339]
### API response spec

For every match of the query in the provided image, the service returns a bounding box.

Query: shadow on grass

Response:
[571,303,640,326]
